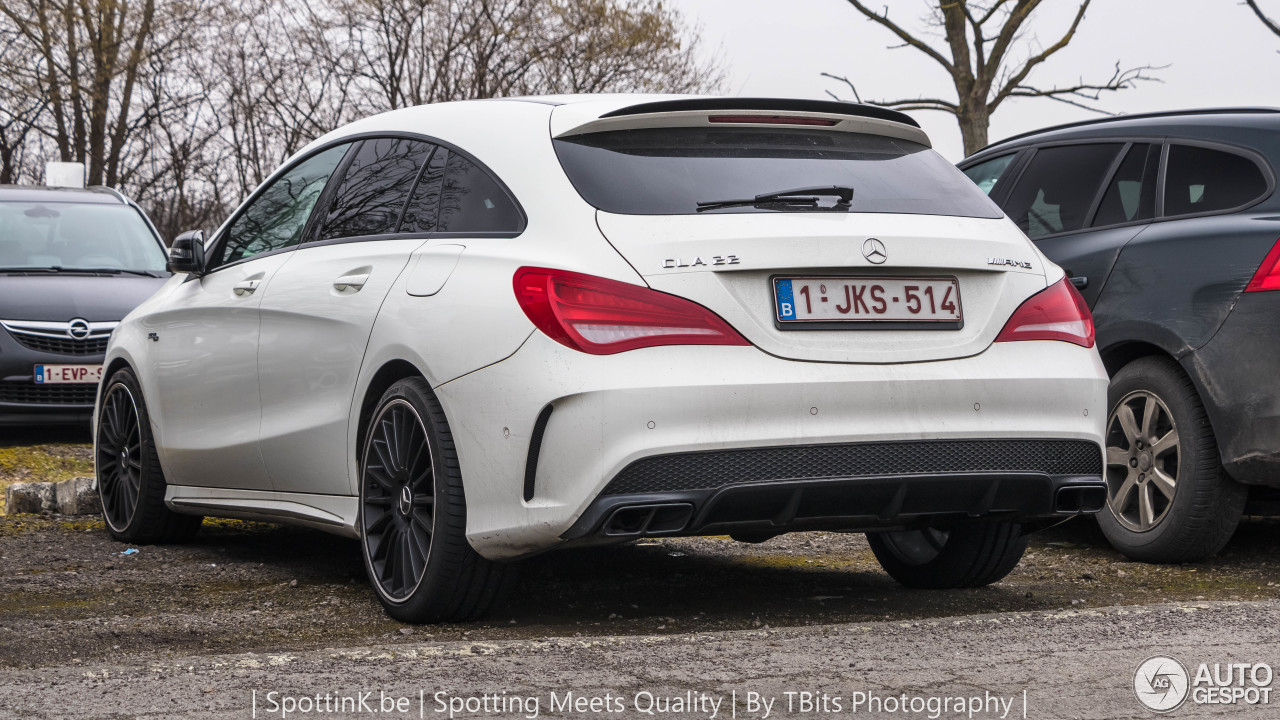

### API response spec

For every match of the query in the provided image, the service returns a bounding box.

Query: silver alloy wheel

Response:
[1105,390,1180,532]
[878,527,950,565]
[360,398,435,603]
[97,382,143,533]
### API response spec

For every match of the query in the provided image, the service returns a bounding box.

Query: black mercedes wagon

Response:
[0,185,169,426]
[959,108,1280,563]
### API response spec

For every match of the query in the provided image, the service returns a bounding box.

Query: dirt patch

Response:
[1,513,1277,670]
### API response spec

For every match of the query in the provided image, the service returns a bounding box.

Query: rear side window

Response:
[962,153,1017,196]
[438,151,524,233]
[553,127,1001,218]
[1164,145,1269,217]
[317,137,434,241]
[1092,143,1160,227]
[1001,144,1123,237]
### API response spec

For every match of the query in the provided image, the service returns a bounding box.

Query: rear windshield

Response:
[0,202,166,272]
[553,127,1001,218]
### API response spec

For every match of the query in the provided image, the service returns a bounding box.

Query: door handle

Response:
[1069,276,1088,289]
[333,273,370,292]
[232,279,260,296]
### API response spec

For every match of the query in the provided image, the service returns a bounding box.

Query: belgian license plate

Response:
[34,364,104,384]
[774,276,962,324]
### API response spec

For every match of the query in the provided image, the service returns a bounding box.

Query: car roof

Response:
[0,185,130,204]
[963,107,1280,164]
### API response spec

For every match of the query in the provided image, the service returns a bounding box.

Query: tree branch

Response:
[845,0,954,72]
[1245,0,1280,37]
[991,0,1091,108]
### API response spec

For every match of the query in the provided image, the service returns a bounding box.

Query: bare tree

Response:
[0,0,722,236]
[1244,0,1280,39]
[825,0,1160,155]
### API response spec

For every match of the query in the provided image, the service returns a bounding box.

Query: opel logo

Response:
[67,318,91,340]
[862,237,887,264]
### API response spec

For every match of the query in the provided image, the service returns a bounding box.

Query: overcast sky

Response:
[682,0,1280,161]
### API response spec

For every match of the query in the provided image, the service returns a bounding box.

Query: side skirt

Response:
[164,485,359,538]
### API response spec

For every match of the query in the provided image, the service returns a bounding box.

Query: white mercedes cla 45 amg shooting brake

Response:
[95,96,1109,622]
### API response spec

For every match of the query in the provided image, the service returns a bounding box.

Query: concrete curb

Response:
[5,476,99,516]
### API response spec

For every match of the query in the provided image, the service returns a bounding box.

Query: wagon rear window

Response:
[553,127,1001,218]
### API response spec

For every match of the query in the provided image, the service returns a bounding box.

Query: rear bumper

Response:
[562,438,1106,543]
[434,334,1109,560]
[1184,292,1280,486]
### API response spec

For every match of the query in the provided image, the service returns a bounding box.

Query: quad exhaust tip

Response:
[1054,485,1107,514]
[602,503,694,537]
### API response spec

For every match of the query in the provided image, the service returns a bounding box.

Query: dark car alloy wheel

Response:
[1105,390,1180,532]
[97,381,143,532]
[361,398,436,602]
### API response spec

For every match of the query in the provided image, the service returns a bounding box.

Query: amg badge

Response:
[988,257,1033,269]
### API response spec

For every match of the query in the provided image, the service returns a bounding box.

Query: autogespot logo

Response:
[1135,655,1190,713]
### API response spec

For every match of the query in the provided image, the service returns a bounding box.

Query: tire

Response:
[96,368,202,543]
[867,522,1027,588]
[358,377,516,623]
[1097,356,1245,563]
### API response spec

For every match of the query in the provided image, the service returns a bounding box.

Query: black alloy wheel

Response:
[361,398,436,602]
[97,380,143,532]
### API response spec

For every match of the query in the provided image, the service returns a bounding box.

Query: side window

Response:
[962,154,1016,196]
[1002,144,1123,238]
[216,144,350,267]
[316,137,434,241]
[439,151,523,233]
[1164,144,1269,217]
[1092,143,1160,227]
[399,146,447,234]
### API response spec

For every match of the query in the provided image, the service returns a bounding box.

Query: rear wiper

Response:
[696,186,854,213]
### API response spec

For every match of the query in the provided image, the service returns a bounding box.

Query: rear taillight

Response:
[995,277,1095,348]
[513,267,749,355]
[1245,237,1280,293]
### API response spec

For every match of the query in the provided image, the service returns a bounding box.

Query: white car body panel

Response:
[258,238,424,495]
[139,254,294,490]
[596,212,1049,364]
[95,94,1110,566]
[436,334,1106,559]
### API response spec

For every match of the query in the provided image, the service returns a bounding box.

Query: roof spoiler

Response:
[553,97,930,147]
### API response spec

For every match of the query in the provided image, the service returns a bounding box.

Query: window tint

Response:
[1093,143,1160,227]
[218,144,349,266]
[399,146,447,233]
[1164,145,1268,217]
[1001,144,1123,238]
[554,128,1001,218]
[317,138,434,241]
[438,151,523,232]
[962,154,1016,195]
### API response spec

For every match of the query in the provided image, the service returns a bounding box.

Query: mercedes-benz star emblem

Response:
[862,238,887,264]
[399,485,413,515]
[67,318,91,340]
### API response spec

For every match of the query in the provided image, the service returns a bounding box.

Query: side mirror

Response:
[167,230,206,275]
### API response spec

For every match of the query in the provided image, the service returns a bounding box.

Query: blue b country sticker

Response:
[775,279,796,320]
[34,365,46,383]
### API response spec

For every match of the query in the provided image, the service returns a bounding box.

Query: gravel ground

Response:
[2,427,1278,718]
[1,512,1278,672]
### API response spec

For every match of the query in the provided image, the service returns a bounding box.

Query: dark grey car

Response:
[0,186,169,425]
[958,108,1280,563]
